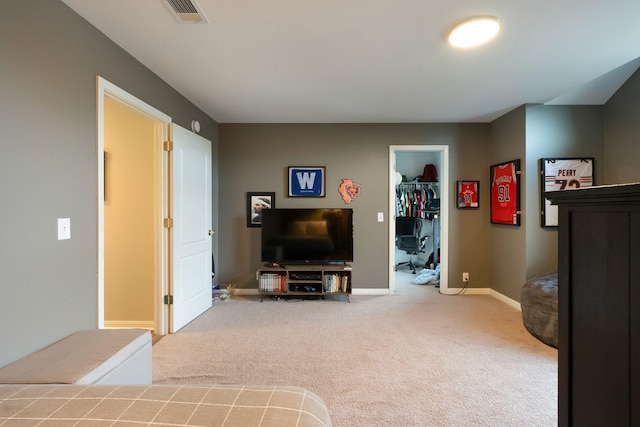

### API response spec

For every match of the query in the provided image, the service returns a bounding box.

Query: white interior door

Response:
[170,123,212,332]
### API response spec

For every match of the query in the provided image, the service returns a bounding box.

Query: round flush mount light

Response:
[448,16,501,48]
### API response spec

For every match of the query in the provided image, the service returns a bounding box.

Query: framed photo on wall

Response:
[490,159,521,226]
[246,192,275,227]
[456,180,480,209]
[288,166,325,197]
[540,158,594,227]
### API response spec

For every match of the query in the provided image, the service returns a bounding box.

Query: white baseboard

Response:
[104,321,155,330]
[233,288,390,296]
[489,289,522,311]
[438,287,521,311]
[232,288,259,296]
[351,288,390,296]
[230,286,521,310]
[441,287,491,295]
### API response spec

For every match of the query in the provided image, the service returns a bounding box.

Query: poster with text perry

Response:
[541,158,594,227]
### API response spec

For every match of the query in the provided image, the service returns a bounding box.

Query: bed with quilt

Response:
[0,383,332,426]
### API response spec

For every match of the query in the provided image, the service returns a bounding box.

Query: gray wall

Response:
[218,124,492,291]
[488,105,605,302]
[0,0,219,367]
[604,68,640,183]
[3,0,639,370]
[489,107,528,301]
[218,98,628,302]
[524,105,604,279]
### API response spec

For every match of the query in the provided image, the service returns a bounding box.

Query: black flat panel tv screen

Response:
[261,208,353,264]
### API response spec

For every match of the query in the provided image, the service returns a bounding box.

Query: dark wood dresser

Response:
[547,183,640,426]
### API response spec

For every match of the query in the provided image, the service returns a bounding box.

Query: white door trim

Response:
[96,76,171,334]
[388,145,449,294]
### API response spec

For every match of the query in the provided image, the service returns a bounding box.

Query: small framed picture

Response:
[246,192,275,227]
[456,180,480,209]
[288,166,325,197]
[490,159,521,226]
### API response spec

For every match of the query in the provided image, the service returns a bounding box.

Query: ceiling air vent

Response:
[162,0,209,24]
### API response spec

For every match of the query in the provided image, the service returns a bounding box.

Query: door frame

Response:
[388,145,449,294]
[97,77,171,334]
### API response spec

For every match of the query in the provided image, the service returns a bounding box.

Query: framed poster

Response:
[540,158,594,227]
[490,159,521,226]
[246,192,275,227]
[288,166,325,197]
[456,180,480,209]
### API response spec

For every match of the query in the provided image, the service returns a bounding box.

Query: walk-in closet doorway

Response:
[388,145,449,294]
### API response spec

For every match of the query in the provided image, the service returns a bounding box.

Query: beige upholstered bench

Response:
[0,329,152,385]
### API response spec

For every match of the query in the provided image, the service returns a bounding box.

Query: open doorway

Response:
[103,96,158,330]
[97,77,214,336]
[97,77,172,335]
[388,145,449,294]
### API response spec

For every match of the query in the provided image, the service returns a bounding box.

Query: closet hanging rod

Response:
[397,182,436,187]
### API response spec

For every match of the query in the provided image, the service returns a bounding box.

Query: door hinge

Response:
[164,295,174,305]
[164,140,173,152]
[164,218,174,228]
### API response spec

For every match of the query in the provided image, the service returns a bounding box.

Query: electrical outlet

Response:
[462,272,469,282]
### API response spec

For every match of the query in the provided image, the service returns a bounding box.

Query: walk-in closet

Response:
[394,151,441,289]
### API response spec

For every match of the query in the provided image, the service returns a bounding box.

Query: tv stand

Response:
[257,264,352,302]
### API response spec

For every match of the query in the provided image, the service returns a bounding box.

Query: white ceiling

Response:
[62,0,640,124]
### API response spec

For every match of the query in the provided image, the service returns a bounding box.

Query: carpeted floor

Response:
[152,272,557,426]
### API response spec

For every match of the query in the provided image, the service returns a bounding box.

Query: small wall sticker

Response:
[338,179,361,204]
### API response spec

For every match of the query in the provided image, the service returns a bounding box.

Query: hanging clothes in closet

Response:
[395,183,437,218]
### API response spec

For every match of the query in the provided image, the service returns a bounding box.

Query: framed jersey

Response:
[490,159,521,226]
[540,158,594,227]
[456,180,479,209]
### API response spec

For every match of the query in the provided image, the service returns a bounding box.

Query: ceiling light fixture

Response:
[448,16,501,48]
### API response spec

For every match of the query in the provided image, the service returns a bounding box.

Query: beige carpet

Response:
[153,273,557,426]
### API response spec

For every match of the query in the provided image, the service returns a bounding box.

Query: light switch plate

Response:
[58,218,71,240]
[377,212,384,222]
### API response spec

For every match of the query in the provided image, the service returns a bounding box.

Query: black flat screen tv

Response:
[261,208,353,264]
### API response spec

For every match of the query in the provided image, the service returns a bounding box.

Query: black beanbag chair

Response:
[521,272,558,348]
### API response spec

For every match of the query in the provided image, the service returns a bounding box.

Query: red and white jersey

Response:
[491,163,518,224]
[543,158,593,192]
[542,158,593,226]
[458,182,478,208]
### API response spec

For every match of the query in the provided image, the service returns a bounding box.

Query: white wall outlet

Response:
[377,212,384,222]
[58,218,71,240]
[462,272,469,282]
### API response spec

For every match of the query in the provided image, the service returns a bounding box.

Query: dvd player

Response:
[289,272,322,281]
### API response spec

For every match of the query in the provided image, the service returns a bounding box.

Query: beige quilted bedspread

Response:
[0,384,332,426]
